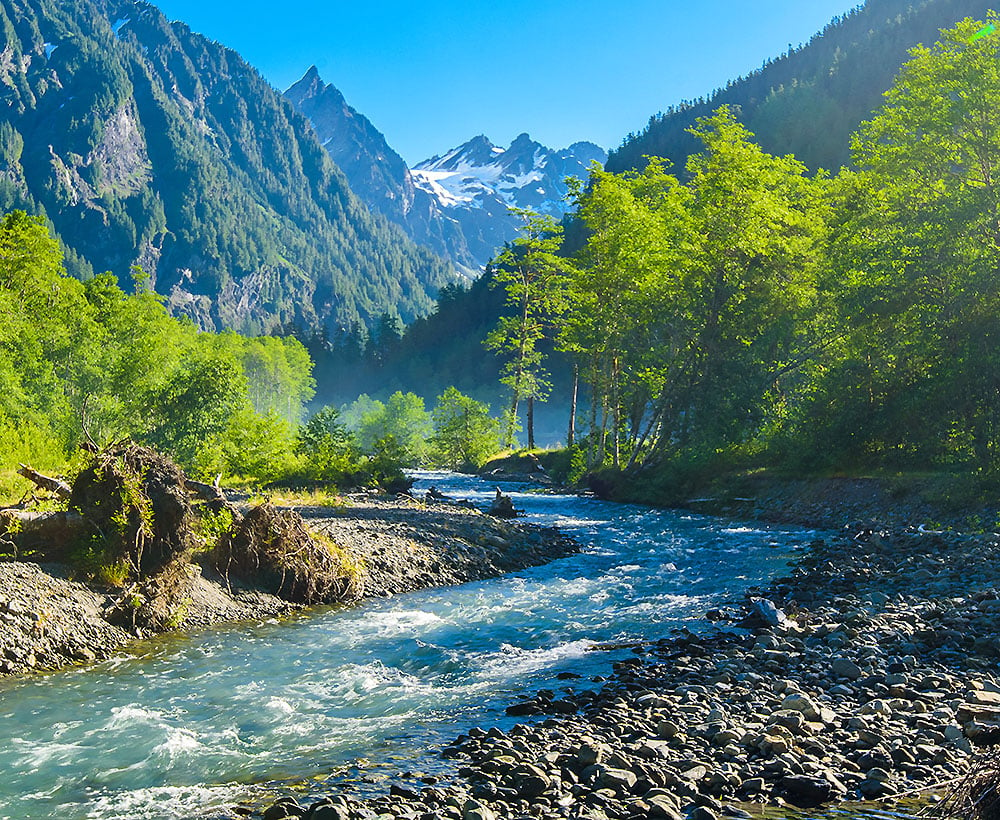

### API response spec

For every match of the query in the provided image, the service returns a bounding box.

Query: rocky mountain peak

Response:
[410,134,606,267]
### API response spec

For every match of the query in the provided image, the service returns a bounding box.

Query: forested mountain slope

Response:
[608,0,994,174]
[0,0,456,333]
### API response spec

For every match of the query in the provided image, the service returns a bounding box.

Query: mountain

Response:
[285,67,478,276]
[412,134,606,268]
[608,0,995,175]
[0,0,457,334]
[285,68,605,271]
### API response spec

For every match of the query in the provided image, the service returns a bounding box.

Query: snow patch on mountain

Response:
[412,134,605,220]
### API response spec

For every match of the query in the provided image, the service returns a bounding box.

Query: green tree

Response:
[568,109,827,471]
[666,107,826,458]
[430,387,501,470]
[218,408,297,482]
[564,159,693,468]
[486,209,574,449]
[352,391,432,466]
[145,354,250,471]
[812,13,1000,468]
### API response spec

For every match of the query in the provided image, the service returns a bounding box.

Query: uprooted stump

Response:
[69,443,195,574]
[969,771,1000,820]
[105,558,196,635]
[213,503,363,605]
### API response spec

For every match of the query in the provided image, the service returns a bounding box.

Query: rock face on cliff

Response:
[0,0,457,333]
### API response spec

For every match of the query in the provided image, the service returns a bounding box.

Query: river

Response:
[0,471,818,820]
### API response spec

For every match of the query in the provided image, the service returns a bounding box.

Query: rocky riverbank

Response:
[254,524,1000,820]
[681,474,996,534]
[0,495,577,678]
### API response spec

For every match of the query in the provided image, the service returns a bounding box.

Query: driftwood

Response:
[16,464,71,499]
[0,510,85,559]
[186,476,241,520]
[488,488,518,519]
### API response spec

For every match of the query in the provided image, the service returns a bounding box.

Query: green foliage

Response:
[559,12,1000,491]
[295,405,360,484]
[349,391,432,466]
[608,0,995,176]
[790,11,1000,471]
[0,209,316,497]
[487,209,574,448]
[566,109,827,471]
[216,408,298,483]
[146,355,250,470]
[192,507,235,554]
[430,387,502,470]
[537,445,588,486]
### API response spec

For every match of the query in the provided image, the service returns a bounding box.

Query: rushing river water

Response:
[0,472,820,820]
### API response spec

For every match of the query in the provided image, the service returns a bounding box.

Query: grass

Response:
[248,488,349,509]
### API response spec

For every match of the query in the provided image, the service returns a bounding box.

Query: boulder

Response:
[831,657,863,681]
[738,597,787,629]
[775,774,844,808]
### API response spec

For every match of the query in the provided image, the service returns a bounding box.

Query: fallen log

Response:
[16,464,71,499]
[0,509,86,559]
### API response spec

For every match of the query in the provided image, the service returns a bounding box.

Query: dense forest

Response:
[608,0,995,175]
[0,209,502,500]
[0,0,455,334]
[497,12,1000,500]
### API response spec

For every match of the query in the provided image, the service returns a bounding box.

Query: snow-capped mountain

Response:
[412,134,606,266]
[285,67,605,271]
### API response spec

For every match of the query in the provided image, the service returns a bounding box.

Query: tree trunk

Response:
[611,356,621,469]
[17,464,71,499]
[567,363,578,448]
[506,396,520,450]
[1,510,86,560]
[527,395,535,450]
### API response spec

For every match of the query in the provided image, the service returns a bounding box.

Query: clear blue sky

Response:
[151,0,862,165]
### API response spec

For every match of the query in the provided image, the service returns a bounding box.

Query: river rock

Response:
[305,803,350,820]
[768,709,806,733]
[775,774,844,807]
[739,597,786,628]
[510,764,551,798]
[647,795,684,820]
[462,800,497,820]
[780,692,822,722]
[264,799,305,819]
[592,765,638,794]
[831,657,863,681]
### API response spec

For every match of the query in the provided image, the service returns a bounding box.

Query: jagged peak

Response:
[286,65,331,102]
[565,140,606,155]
